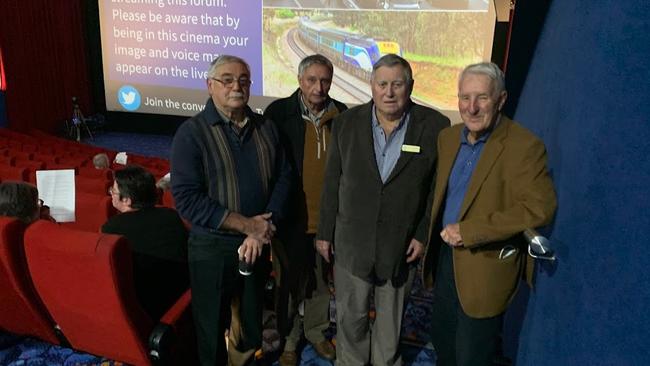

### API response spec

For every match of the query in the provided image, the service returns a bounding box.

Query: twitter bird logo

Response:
[117,85,141,111]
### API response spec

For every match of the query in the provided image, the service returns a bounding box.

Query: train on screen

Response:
[297,18,402,80]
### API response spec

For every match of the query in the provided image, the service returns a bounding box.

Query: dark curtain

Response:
[0,0,92,133]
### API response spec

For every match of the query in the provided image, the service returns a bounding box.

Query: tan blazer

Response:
[422,116,557,318]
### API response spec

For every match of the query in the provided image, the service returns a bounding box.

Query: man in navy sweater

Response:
[171,55,291,366]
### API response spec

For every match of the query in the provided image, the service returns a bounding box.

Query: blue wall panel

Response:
[512,1,650,364]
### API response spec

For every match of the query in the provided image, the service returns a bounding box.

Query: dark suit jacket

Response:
[318,101,449,281]
[422,116,557,318]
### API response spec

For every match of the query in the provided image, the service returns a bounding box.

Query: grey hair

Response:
[459,62,506,96]
[207,55,251,78]
[0,181,39,224]
[371,54,413,83]
[298,54,334,78]
[92,153,110,169]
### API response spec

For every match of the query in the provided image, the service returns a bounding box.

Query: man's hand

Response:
[244,212,276,244]
[406,238,425,263]
[239,236,265,264]
[440,223,463,247]
[315,240,332,263]
[223,212,276,243]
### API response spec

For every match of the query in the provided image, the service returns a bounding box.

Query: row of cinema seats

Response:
[0,128,176,231]
[0,127,171,181]
[0,216,197,365]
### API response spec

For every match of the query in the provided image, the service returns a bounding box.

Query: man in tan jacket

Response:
[422,62,557,366]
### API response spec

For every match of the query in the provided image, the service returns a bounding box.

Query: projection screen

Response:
[99,0,496,122]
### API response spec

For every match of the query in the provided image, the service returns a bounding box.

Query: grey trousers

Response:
[333,262,413,366]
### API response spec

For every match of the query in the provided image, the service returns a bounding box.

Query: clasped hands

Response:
[240,212,276,265]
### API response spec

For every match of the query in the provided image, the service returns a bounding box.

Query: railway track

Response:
[287,28,372,103]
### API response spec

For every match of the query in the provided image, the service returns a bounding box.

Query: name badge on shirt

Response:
[401,144,421,153]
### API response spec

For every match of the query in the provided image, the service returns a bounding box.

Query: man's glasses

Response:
[211,77,252,88]
[108,187,119,196]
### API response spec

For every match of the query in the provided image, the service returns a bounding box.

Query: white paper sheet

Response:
[114,152,128,165]
[36,169,76,223]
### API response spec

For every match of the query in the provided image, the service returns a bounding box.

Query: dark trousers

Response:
[188,233,268,366]
[430,244,503,366]
[273,233,331,351]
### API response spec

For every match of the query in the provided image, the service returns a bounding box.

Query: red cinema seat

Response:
[18,161,45,184]
[37,145,55,155]
[24,221,196,365]
[33,153,59,166]
[78,166,113,180]
[0,165,28,181]
[9,150,33,161]
[0,156,15,166]
[76,176,112,196]
[57,156,88,168]
[61,192,116,233]
[161,190,175,209]
[21,144,38,153]
[45,164,79,174]
[0,217,60,344]
[7,140,22,150]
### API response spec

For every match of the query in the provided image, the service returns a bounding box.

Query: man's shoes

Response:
[278,350,298,366]
[313,340,336,360]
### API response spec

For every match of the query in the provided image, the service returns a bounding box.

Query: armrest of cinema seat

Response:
[148,289,193,363]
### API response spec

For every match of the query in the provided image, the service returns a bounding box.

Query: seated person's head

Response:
[0,181,40,224]
[93,153,110,169]
[109,165,157,213]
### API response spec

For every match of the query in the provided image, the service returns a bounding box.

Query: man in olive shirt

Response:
[264,54,347,365]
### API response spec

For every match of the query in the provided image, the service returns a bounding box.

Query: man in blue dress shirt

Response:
[317,54,449,365]
[423,62,557,366]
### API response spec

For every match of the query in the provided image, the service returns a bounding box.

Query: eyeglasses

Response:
[210,77,252,88]
[108,187,119,196]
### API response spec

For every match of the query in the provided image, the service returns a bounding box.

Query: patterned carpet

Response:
[0,332,119,366]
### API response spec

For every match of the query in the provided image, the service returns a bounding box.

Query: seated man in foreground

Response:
[102,165,189,320]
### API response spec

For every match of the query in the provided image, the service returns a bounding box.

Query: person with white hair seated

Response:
[92,152,110,169]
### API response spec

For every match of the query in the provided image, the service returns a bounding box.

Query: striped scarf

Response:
[195,116,276,214]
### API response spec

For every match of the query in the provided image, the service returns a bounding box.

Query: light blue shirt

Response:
[372,106,410,183]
